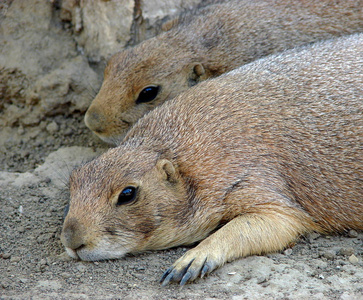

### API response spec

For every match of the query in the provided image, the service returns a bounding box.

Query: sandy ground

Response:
[0,1,362,299]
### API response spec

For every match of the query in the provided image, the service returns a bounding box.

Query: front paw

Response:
[160,247,220,286]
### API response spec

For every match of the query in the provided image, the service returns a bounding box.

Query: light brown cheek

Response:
[128,207,159,250]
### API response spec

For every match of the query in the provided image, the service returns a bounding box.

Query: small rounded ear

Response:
[193,63,205,77]
[188,63,206,87]
[157,159,177,183]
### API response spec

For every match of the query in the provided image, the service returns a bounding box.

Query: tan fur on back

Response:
[85,0,363,144]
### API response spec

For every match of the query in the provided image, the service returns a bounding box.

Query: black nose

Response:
[84,108,106,133]
[61,217,86,250]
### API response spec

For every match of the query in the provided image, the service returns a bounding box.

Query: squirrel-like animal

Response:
[84,0,363,144]
[62,34,363,285]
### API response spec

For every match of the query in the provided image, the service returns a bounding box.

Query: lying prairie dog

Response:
[84,0,363,144]
[62,33,363,285]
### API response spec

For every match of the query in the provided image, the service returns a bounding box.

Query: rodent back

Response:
[127,34,363,231]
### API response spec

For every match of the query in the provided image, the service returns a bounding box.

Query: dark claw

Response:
[160,267,173,284]
[201,263,209,278]
[201,261,217,278]
[180,271,192,286]
[161,271,175,287]
[160,259,195,286]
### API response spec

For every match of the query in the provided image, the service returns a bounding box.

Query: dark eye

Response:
[117,186,138,205]
[136,86,160,104]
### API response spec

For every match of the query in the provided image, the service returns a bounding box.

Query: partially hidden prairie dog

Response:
[62,33,363,285]
[85,0,363,144]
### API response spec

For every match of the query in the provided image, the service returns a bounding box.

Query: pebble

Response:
[76,263,87,273]
[256,276,268,284]
[300,249,309,255]
[2,253,11,259]
[46,121,59,134]
[39,121,48,129]
[61,272,73,279]
[39,259,47,266]
[19,278,28,283]
[17,126,25,135]
[315,260,328,270]
[17,226,26,233]
[307,232,320,243]
[10,256,21,263]
[37,264,46,273]
[321,250,336,260]
[283,248,293,256]
[348,230,358,238]
[348,254,359,265]
[339,247,355,256]
[29,128,41,139]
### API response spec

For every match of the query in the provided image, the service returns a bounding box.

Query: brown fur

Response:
[84,0,363,144]
[62,34,363,285]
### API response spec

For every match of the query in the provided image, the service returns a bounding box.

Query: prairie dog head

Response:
[61,139,212,261]
[84,37,208,145]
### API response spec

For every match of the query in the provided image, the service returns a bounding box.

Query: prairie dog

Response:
[62,34,363,285]
[84,0,363,144]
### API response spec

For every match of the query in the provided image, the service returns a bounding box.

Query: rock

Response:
[347,229,358,238]
[321,250,336,260]
[61,0,134,61]
[2,253,11,259]
[0,0,78,127]
[339,247,355,256]
[256,276,268,284]
[33,146,104,188]
[17,226,26,233]
[46,121,59,134]
[142,0,202,28]
[61,272,73,279]
[307,232,320,243]
[12,172,41,188]
[348,254,359,265]
[283,248,293,256]
[19,278,28,283]
[314,260,328,270]
[76,263,87,273]
[10,256,21,263]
